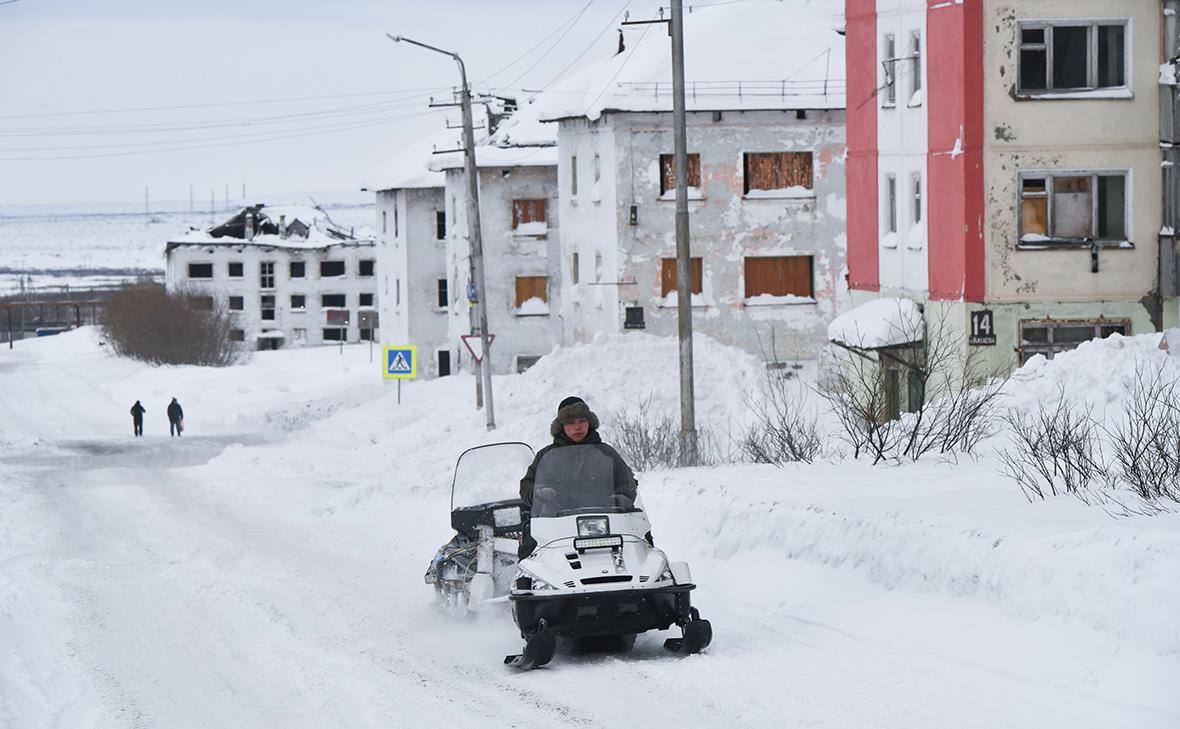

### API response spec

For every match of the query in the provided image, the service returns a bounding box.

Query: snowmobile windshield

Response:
[530,445,633,518]
[451,442,535,510]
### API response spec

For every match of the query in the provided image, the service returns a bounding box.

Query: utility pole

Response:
[388,33,495,430]
[671,0,698,465]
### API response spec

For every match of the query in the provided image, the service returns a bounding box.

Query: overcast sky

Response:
[0,0,659,207]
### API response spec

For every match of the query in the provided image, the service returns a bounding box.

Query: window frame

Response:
[742,151,814,198]
[260,294,276,321]
[319,260,346,278]
[187,262,214,279]
[321,293,347,308]
[259,261,275,289]
[743,255,815,302]
[358,292,374,307]
[908,31,922,105]
[659,153,703,197]
[659,257,704,298]
[290,294,306,311]
[228,295,244,311]
[1018,318,1130,364]
[435,210,447,240]
[436,278,448,310]
[227,261,243,278]
[358,259,375,277]
[511,199,547,232]
[289,261,305,279]
[1016,169,1130,247]
[882,33,897,107]
[1015,19,1130,98]
[514,275,550,316]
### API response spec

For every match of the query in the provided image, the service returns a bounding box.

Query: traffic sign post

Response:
[383,345,417,404]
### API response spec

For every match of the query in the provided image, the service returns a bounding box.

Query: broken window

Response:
[260,295,275,321]
[743,152,813,194]
[358,259,375,277]
[1017,21,1127,94]
[289,261,305,279]
[322,328,346,342]
[321,294,346,308]
[259,261,275,289]
[436,278,448,309]
[570,155,578,196]
[882,34,896,106]
[229,296,244,311]
[659,153,702,195]
[571,252,580,285]
[229,329,245,342]
[228,261,243,278]
[291,295,306,311]
[1019,319,1129,364]
[188,263,213,279]
[886,174,898,235]
[320,260,345,277]
[192,296,214,311]
[437,350,451,377]
[359,293,374,307]
[660,257,703,297]
[912,174,922,225]
[515,355,541,373]
[744,256,814,299]
[436,210,446,240]
[511,199,547,230]
[1018,172,1127,243]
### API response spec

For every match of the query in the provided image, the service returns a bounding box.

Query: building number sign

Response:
[969,310,996,346]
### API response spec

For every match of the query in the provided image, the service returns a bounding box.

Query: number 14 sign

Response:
[969,310,996,346]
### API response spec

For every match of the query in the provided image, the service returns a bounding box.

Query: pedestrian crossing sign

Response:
[383,345,417,379]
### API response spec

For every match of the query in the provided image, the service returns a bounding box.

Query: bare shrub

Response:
[996,387,1114,501]
[100,284,243,366]
[741,370,823,464]
[608,395,734,470]
[1104,364,1180,506]
[819,304,1006,464]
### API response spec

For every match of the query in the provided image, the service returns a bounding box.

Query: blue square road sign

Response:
[383,346,417,379]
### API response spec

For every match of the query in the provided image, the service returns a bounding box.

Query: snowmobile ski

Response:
[663,608,713,654]
[504,621,557,670]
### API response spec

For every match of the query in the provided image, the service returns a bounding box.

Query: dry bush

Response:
[819,305,1006,464]
[100,284,243,366]
[997,388,1114,501]
[607,395,734,470]
[741,370,823,465]
[1104,364,1180,506]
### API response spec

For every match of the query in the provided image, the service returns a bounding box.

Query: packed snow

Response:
[1,328,1178,728]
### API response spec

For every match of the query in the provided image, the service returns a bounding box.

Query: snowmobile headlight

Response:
[574,535,624,551]
[577,516,609,537]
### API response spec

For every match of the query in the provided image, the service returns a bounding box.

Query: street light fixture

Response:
[387,33,496,430]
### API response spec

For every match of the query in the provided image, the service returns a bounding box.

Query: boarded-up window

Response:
[744,256,813,298]
[512,199,546,229]
[660,153,702,194]
[660,257,703,296]
[743,152,813,194]
[514,276,549,307]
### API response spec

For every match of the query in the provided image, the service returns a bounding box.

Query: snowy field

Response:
[0,197,376,296]
[1,329,1178,728]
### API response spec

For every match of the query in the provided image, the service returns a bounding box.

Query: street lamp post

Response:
[387,34,496,430]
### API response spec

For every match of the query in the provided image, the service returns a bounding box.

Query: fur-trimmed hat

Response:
[550,396,599,437]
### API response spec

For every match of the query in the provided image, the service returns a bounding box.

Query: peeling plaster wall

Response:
[444,164,562,375]
[559,109,848,360]
[376,187,450,376]
[983,0,1161,305]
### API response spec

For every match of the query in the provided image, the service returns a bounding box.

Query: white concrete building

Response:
[536,0,848,360]
[165,205,378,349]
[364,135,452,376]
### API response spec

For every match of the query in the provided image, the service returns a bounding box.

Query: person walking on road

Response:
[130,400,146,437]
[167,397,184,437]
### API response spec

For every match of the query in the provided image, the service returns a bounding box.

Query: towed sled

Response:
[505,444,712,669]
[424,442,534,615]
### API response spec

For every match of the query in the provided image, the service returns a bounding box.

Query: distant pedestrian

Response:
[130,400,146,437]
[167,397,184,437]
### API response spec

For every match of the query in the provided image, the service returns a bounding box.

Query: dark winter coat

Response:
[130,402,145,421]
[519,428,638,507]
[167,401,183,423]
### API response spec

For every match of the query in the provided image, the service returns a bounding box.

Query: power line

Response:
[477,0,596,86]
[494,1,598,92]
[535,1,633,93]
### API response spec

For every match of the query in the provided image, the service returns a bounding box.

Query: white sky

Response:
[0,0,659,207]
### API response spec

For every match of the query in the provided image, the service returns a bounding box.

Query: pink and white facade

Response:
[846,0,1167,376]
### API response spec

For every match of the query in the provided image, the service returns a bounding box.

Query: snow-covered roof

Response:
[430,93,557,172]
[362,130,455,192]
[536,0,845,122]
[166,204,374,251]
[828,298,924,349]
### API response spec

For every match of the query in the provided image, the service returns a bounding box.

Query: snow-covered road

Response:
[2,330,1178,728]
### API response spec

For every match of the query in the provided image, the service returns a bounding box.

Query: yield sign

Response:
[460,334,495,364]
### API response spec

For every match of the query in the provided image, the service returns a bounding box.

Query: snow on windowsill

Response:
[657,291,709,308]
[906,224,925,250]
[658,188,704,202]
[1161,63,1178,86]
[1017,233,1134,250]
[512,222,548,238]
[515,297,550,317]
[907,88,924,107]
[1015,87,1133,100]
[1162,226,1176,237]
[880,232,899,249]
[743,186,814,201]
[744,293,816,307]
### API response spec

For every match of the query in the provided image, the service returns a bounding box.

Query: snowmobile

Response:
[505,443,712,669]
[425,442,535,616]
